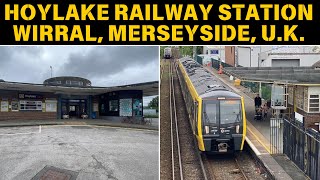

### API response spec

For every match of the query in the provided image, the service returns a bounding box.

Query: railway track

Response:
[169,60,208,180]
[204,153,249,180]
[170,60,183,180]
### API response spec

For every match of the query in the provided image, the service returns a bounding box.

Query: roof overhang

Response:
[0,81,159,96]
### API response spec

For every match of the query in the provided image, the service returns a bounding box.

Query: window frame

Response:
[309,94,320,113]
[19,100,43,111]
[109,100,119,112]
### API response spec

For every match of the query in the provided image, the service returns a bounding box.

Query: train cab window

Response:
[220,100,242,124]
[204,103,217,124]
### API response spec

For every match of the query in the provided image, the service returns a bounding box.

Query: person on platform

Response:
[254,94,262,108]
[263,103,268,119]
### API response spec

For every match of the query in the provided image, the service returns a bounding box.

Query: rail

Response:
[234,156,249,180]
[170,61,183,180]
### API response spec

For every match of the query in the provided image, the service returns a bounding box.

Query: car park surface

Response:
[0,125,158,180]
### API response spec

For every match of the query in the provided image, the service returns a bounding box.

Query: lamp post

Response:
[50,66,52,78]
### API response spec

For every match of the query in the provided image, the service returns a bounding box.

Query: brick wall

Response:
[287,103,320,130]
[0,112,56,121]
[0,90,58,121]
[225,46,235,66]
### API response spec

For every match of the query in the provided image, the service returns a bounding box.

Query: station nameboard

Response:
[18,93,43,99]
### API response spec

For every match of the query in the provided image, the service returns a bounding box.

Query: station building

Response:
[202,46,320,68]
[0,76,158,121]
[221,63,320,131]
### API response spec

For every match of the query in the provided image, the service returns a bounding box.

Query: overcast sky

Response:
[0,46,159,104]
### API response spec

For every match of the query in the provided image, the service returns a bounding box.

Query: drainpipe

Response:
[293,86,297,112]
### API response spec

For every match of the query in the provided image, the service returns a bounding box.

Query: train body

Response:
[164,47,172,59]
[176,57,246,153]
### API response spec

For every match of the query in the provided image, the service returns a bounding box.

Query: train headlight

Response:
[205,126,209,134]
[236,125,240,133]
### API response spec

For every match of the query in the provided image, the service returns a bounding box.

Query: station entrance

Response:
[61,99,87,119]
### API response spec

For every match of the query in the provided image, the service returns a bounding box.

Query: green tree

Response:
[148,96,159,111]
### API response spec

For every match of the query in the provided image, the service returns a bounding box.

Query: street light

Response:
[50,66,53,78]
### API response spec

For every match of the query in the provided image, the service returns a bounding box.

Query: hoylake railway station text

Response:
[4,4,313,42]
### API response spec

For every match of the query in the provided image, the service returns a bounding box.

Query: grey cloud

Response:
[0,46,159,87]
[56,46,158,81]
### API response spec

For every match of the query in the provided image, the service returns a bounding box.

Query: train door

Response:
[194,102,198,136]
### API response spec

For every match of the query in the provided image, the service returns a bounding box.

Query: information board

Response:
[1,101,9,112]
[119,99,132,116]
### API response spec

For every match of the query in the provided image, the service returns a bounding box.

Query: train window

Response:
[204,103,217,124]
[220,100,242,124]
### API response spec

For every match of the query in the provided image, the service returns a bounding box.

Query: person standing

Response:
[254,94,262,108]
[263,103,268,119]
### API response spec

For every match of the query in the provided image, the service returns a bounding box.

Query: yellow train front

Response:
[176,57,246,154]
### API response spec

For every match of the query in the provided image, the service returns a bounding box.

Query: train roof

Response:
[178,57,241,99]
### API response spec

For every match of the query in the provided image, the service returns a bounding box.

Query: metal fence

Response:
[270,117,283,154]
[283,118,320,180]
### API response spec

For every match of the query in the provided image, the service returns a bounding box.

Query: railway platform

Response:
[205,67,309,180]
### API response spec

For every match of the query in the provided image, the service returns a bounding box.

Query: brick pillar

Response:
[225,46,235,66]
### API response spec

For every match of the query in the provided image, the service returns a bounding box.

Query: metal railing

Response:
[283,118,320,180]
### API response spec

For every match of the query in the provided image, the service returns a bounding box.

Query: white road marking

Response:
[0,125,42,136]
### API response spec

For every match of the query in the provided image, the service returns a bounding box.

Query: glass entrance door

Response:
[61,99,87,119]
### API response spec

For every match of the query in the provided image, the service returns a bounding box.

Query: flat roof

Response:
[223,66,320,86]
[0,81,159,96]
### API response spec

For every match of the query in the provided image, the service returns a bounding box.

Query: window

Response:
[204,103,217,124]
[20,101,42,111]
[309,95,319,112]
[220,100,242,124]
[79,81,83,86]
[69,106,75,111]
[66,80,71,85]
[109,100,118,111]
[45,100,57,112]
[71,81,79,85]
[55,81,61,84]
[1,101,9,112]
[11,101,19,111]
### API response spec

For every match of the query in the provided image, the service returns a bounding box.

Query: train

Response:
[164,46,181,60]
[176,57,247,154]
[164,47,172,59]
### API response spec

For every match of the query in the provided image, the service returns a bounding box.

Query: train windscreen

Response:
[204,103,217,124]
[220,100,242,124]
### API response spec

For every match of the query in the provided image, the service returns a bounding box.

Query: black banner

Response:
[18,93,43,99]
[0,0,318,45]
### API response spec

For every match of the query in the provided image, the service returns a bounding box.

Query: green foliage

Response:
[179,46,203,57]
[144,114,159,118]
[160,46,203,59]
[148,96,159,111]
[240,82,271,100]
[261,84,271,100]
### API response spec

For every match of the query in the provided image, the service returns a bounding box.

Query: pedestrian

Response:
[263,103,268,119]
[254,94,262,108]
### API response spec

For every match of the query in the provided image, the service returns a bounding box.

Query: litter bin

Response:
[91,112,96,119]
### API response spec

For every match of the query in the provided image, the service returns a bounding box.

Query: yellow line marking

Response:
[247,126,271,154]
